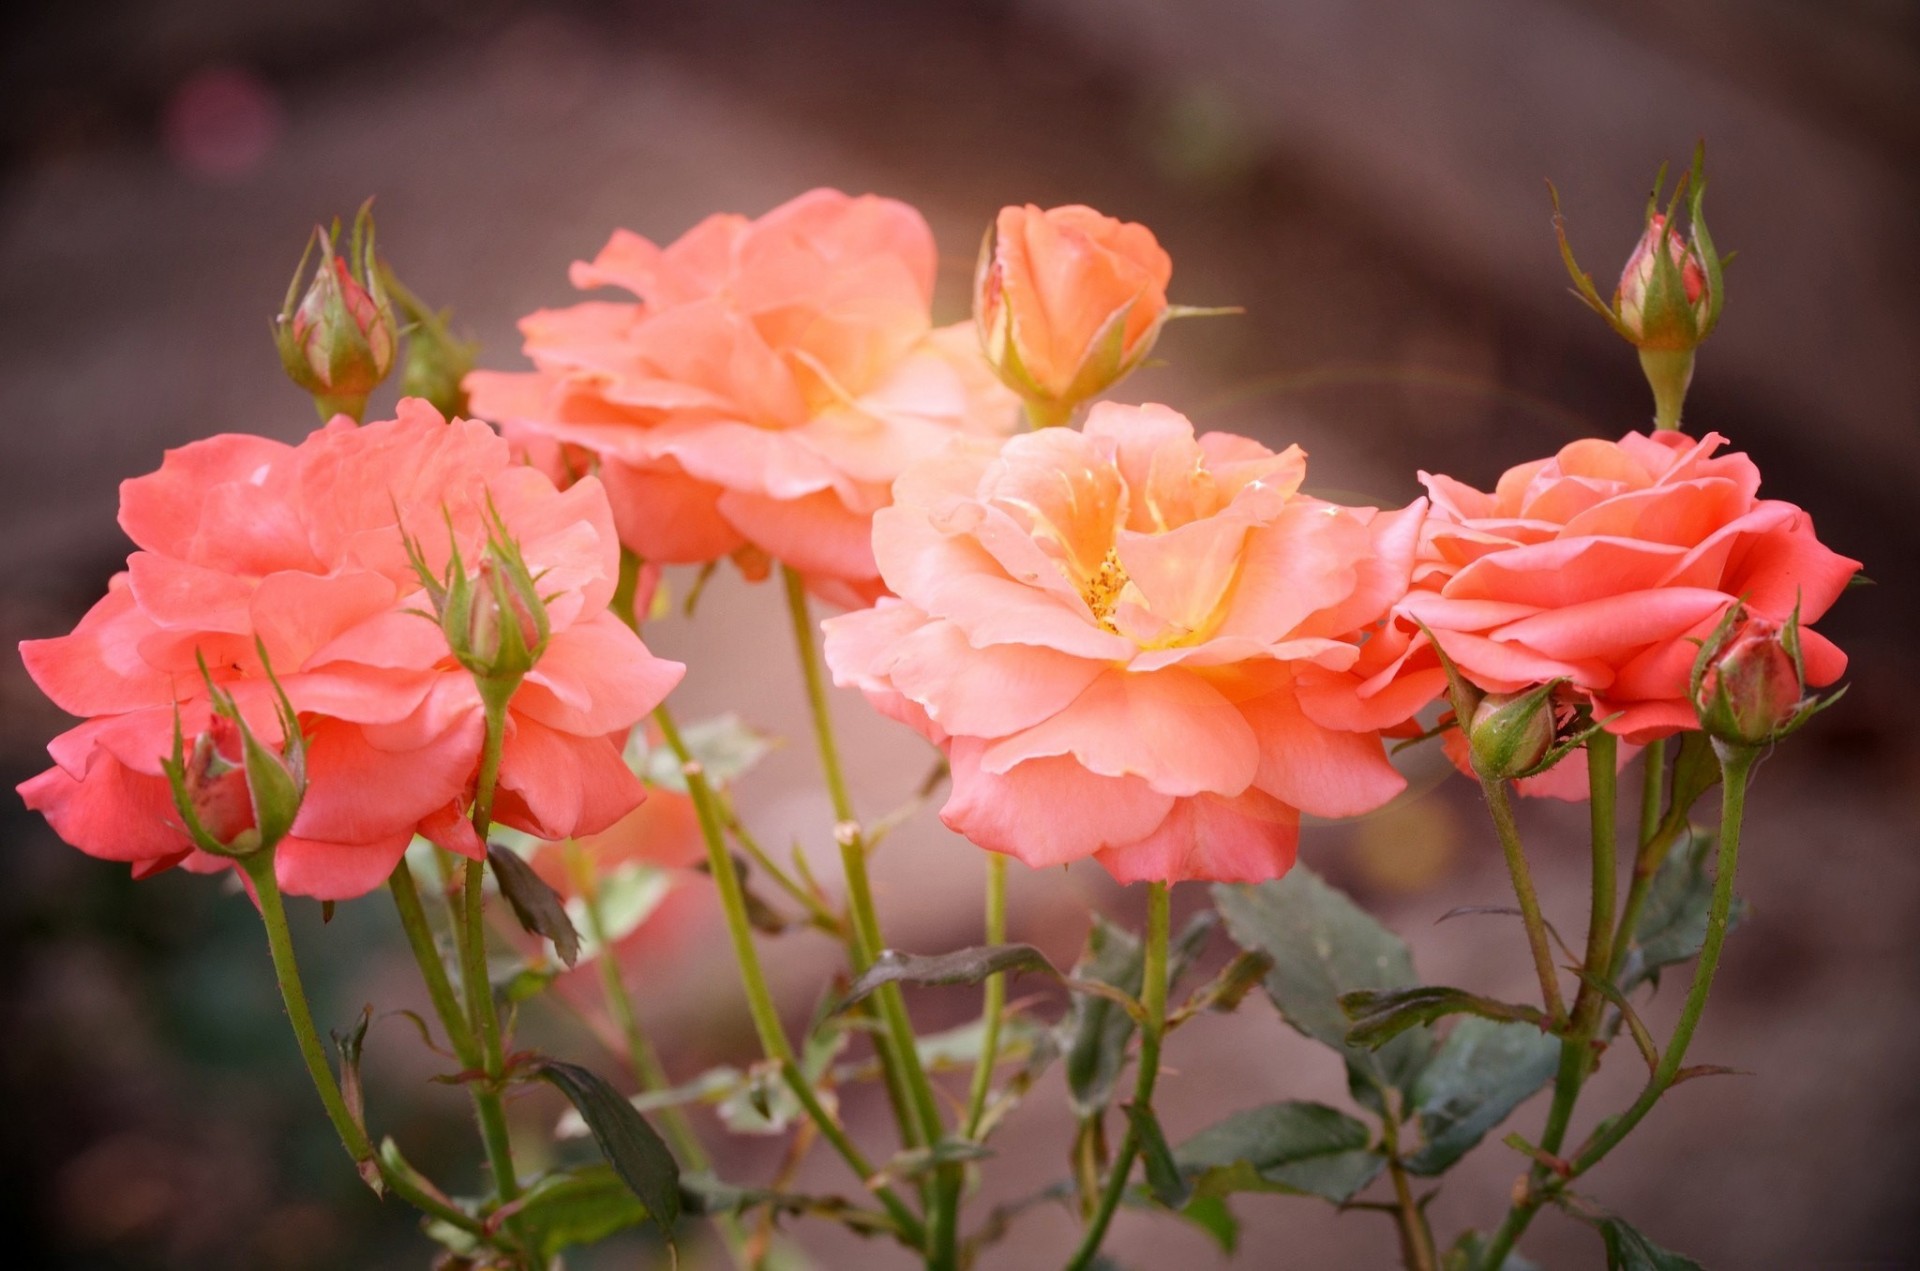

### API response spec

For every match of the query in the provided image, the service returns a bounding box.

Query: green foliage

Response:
[1340,986,1550,1049]
[1444,1231,1543,1271]
[1406,1018,1560,1175]
[1215,867,1434,1110]
[1573,1209,1707,1270]
[1058,916,1147,1118]
[1173,1100,1384,1203]
[1619,830,1748,993]
[532,1060,680,1239]
[486,843,580,967]
[835,943,1060,1013]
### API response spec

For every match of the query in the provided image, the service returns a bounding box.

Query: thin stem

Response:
[964,853,1009,1140]
[240,850,375,1169]
[720,799,845,936]
[1476,744,1756,1269]
[781,565,951,1260]
[1606,745,1699,981]
[654,705,927,1248]
[388,863,478,1065]
[1477,775,1566,1024]
[1063,882,1171,1271]
[459,693,523,1217]
[574,858,707,1170]
[1637,737,1668,849]
[1380,1106,1438,1271]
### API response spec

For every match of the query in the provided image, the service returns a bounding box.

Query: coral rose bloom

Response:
[18,400,684,900]
[976,204,1172,407]
[823,403,1425,884]
[1368,430,1858,745]
[466,189,1018,609]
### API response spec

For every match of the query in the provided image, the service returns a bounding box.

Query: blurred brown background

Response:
[2,1,1917,1267]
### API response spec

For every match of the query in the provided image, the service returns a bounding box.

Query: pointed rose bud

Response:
[1615,212,1710,346]
[1467,686,1558,781]
[1693,611,1806,746]
[163,648,307,858]
[402,503,551,698]
[1551,144,1725,430]
[272,201,396,422]
[380,262,477,419]
[975,204,1172,426]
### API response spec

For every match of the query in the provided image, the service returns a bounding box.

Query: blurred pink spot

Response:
[161,68,282,177]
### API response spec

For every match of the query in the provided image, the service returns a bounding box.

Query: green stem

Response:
[240,850,375,1170]
[1638,347,1695,431]
[964,853,1009,1140]
[1637,737,1667,848]
[1528,735,1620,1210]
[1021,398,1078,430]
[459,691,523,1219]
[573,858,707,1170]
[1606,747,1698,982]
[654,705,927,1248]
[388,863,478,1066]
[1380,1106,1438,1271]
[720,799,845,936]
[1063,882,1171,1271]
[781,565,952,1263]
[1477,775,1566,1025]
[1476,743,1755,1269]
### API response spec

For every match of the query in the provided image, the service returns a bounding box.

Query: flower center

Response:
[1083,548,1130,633]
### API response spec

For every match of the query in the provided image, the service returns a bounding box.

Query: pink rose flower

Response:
[822,402,1425,884]
[1333,430,1858,757]
[466,189,1018,609]
[17,400,685,900]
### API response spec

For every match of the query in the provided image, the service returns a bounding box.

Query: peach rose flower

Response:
[17,400,685,900]
[975,204,1172,413]
[1322,430,1858,756]
[466,189,1018,609]
[822,402,1425,884]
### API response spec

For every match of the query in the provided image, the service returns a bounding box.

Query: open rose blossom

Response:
[1335,430,1858,756]
[465,189,1018,609]
[822,402,1426,884]
[17,399,685,900]
[975,204,1172,413]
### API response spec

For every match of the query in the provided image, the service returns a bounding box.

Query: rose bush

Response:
[18,399,684,899]
[466,188,1018,608]
[824,401,1425,883]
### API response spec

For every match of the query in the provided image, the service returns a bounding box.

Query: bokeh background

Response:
[3,1,1917,1267]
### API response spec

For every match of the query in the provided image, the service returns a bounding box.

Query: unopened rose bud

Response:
[164,652,307,858]
[458,553,547,683]
[179,719,256,845]
[1615,213,1710,347]
[975,204,1172,426]
[404,508,551,695]
[1551,144,1725,430]
[1468,688,1558,781]
[273,201,396,422]
[1694,614,1804,746]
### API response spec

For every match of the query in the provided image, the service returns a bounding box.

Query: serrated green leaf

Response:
[1176,1193,1239,1254]
[1175,1100,1385,1203]
[1341,986,1550,1049]
[513,1164,651,1258]
[487,844,581,967]
[1057,916,1145,1118]
[533,1059,679,1237]
[1588,1213,1707,1270]
[834,943,1059,1013]
[1215,868,1434,1107]
[1620,830,1747,992]
[1407,1017,1560,1175]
